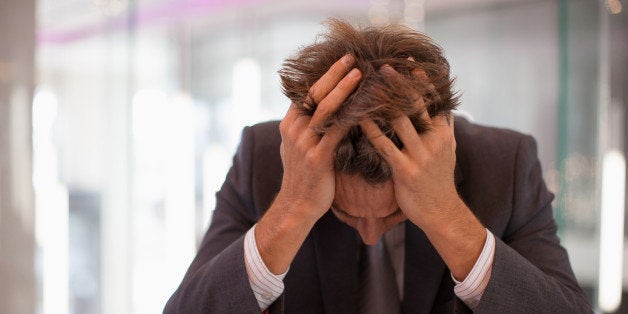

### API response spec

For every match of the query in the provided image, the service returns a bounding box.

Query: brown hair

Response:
[279,19,459,184]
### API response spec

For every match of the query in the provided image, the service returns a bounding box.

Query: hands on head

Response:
[277,55,460,230]
[260,55,484,280]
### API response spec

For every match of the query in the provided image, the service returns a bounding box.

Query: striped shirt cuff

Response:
[452,229,495,309]
[244,224,288,311]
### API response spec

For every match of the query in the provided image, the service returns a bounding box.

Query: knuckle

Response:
[295,138,309,152]
[279,120,289,134]
[407,164,420,177]
[308,86,319,100]
[379,64,396,75]
[304,150,320,164]
[315,105,330,117]
[379,142,396,158]
[283,129,297,143]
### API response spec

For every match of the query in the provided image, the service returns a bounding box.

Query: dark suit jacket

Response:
[164,117,592,314]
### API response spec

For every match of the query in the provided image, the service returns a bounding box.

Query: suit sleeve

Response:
[164,126,263,314]
[474,135,593,314]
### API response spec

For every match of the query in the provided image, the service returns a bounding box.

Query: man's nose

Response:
[357,218,386,245]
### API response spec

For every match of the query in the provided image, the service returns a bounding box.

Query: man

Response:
[165,20,591,313]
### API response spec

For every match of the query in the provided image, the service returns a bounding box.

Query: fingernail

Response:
[413,69,429,81]
[348,68,360,78]
[342,54,355,66]
[380,64,395,74]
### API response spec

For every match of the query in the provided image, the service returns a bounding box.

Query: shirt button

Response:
[261,292,272,300]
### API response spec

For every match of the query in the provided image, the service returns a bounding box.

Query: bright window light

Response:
[598,150,626,313]
[230,58,262,148]
[33,88,69,314]
[232,58,261,118]
[131,90,196,314]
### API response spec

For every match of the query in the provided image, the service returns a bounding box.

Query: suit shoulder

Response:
[454,117,539,183]
[241,120,282,152]
[248,120,281,134]
[244,120,283,213]
[455,117,533,154]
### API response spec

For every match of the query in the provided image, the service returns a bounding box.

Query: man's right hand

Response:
[255,54,362,274]
[276,55,362,222]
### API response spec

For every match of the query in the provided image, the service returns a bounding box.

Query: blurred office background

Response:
[0,0,626,313]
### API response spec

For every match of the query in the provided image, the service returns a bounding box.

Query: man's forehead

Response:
[333,174,398,218]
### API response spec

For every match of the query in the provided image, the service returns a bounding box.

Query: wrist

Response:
[254,197,322,274]
[414,196,467,233]
[273,191,330,225]
[423,199,484,242]
[261,196,320,237]
[420,200,486,280]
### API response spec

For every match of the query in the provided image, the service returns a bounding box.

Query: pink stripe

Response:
[38,0,265,44]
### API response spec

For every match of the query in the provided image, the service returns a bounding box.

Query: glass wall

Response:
[424,0,602,300]
[425,2,627,312]
[26,0,627,313]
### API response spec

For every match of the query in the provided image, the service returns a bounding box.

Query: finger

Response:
[279,141,285,159]
[287,102,313,132]
[412,92,431,129]
[308,54,356,104]
[426,114,456,157]
[441,112,454,128]
[391,115,422,153]
[282,103,300,124]
[360,119,405,165]
[379,64,399,77]
[422,114,452,146]
[379,64,429,118]
[317,124,349,154]
[431,113,454,137]
[419,106,431,127]
[281,113,311,147]
[292,113,312,133]
[412,68,436,92]
[412,68,428,81]
[309,68,362,129]
[297,127,324,148]
[279,103,302,135]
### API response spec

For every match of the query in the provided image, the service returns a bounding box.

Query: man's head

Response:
[280,19,458,184]
[278,19,458,243]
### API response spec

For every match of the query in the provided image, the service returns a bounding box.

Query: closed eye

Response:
[331,206,403,220]
[387,210,404,218]
[331,206,356,219]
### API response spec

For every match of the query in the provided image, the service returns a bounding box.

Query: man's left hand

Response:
[360,109,461,230]
[359,65,486,280]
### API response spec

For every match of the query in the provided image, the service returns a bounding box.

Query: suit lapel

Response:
[312,211,360,314]
[402,221,448,313]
